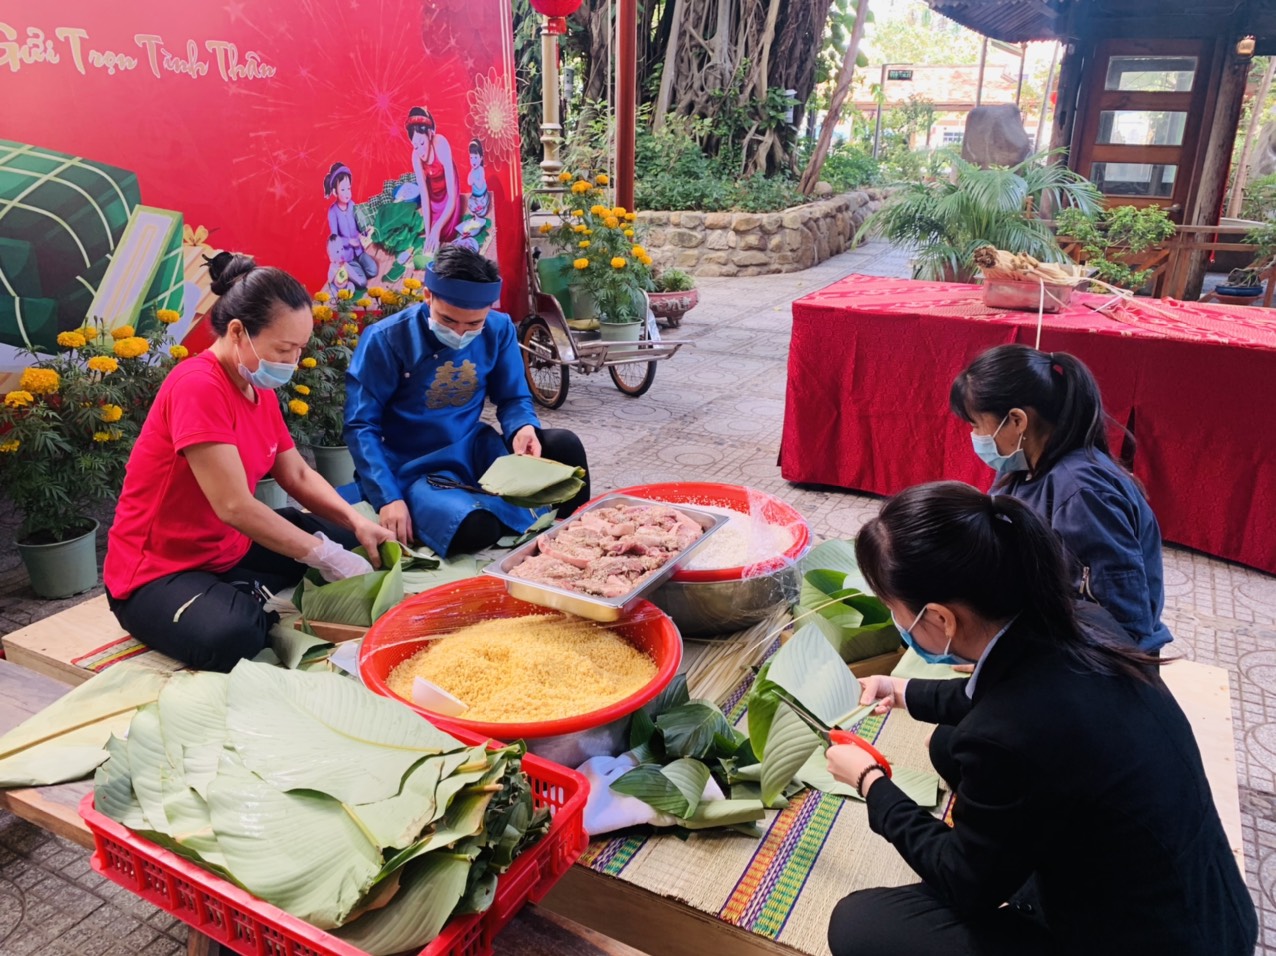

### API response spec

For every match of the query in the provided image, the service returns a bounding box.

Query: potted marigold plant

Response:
[0,311,182,598]
[541,171,653,342]
[281,285,416,488]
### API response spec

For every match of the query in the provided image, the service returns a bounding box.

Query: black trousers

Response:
[106,508,357,673]
[829,882,1056,956]
[449,427,591,556]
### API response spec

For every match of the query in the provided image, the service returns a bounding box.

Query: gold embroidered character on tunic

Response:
[426,360,479,408]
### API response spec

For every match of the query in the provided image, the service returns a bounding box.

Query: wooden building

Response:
[925,0,1276,295]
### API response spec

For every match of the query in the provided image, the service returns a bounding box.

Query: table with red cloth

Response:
[780,275,1276,575]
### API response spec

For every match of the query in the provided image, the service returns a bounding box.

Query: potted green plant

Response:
[858,150,1102,281]
[0,312,181,598]
[648,269,699,328]
[1054,204,1176,292]
[540,170,653,342]
[284,284,415,486]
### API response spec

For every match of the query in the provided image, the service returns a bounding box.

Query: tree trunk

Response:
[1228,58,1276,218]
[653,0,685,130]
[799,0,869,194]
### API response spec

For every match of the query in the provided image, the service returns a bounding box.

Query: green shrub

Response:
[654,268,695,292]
[819,145,880,191]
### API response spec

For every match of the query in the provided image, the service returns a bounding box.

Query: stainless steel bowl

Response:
[649,565,801,638]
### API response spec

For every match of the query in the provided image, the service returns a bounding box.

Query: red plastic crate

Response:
[80,737,589,956]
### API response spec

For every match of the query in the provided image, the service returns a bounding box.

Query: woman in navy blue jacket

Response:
[826,482,1256,956]
[950,344,1171,653]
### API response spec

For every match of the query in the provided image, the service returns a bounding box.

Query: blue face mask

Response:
[892,605,970,666]
[971,414,1028,479]
[237,335,296,390]
[429,316,481,350]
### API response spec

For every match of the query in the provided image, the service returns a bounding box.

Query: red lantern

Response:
[530,0,581,35]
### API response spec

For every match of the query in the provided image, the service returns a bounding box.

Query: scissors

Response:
[774,688,892,777]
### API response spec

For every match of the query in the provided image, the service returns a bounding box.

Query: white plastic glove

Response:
[302,532,374,583]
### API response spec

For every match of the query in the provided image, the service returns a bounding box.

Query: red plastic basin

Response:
[358,577,681,744]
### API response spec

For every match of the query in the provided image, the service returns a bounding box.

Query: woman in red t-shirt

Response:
[104,252,393,672]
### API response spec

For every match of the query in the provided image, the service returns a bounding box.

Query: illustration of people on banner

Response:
[320,107,497,295]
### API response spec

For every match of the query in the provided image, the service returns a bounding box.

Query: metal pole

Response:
[1015,42,1026,106]
[617,0,638,211]
[873,62,888,159]
[976,36,988,107]
[538,20,563,188]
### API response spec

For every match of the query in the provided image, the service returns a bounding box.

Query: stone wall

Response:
[638,188,889,277]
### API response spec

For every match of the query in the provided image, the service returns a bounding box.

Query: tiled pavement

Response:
[2,239,1274,952]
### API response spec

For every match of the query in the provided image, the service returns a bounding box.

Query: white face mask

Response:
[429,316,481,350]
[236,334,297,390]
[971,415,1028,478]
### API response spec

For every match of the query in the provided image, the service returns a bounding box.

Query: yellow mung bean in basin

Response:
[387,614,657,723]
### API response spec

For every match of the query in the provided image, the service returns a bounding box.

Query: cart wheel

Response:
[609,326,657,397]
[520,317,569,409]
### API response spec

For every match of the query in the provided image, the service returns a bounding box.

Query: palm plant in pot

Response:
[0,313,182,598]
[540,170,653,341]
[648,269,699,328]
[858,150,1103,281]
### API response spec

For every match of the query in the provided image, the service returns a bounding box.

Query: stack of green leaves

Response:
[478,454,586,508]
[608,676,767,832]
[93,661,550,955]
[294,541,445,629]
[742,625,940,809]
[795,540,901,663]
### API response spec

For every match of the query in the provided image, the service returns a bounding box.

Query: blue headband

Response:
[424,261,502,309]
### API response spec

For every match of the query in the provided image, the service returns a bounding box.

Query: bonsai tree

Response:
[857,150,1103,281]
[1054,204,1176,291]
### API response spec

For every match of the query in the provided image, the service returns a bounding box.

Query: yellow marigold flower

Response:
[595,173,610,186]
[573,258,590,270]
[314,291,332,303]
[625,212,637,222]
[538,223,553,235]
[356,297,373,309]
[368,286,387,299]
[572,209,585,218]
[288,399,310,416]
[611,257,627,269]
[19,368,59,395]
[612,206,626,217]
[624,229,636,238]
[640,254,654,267]
[3,390,34,408]
[156,309,181,324]
[342,323,359,336]
[558,170,574,183]
[93,431,112,443]
[0,439,19,454]
[99,404,124,423]
[403,277,423,290]
[631,244,648,258]
[603,216,620,229]
[293,384,311,396]
[572,224,587,234]
[571,181,590,194]
[57,331,87,349]
[350,336,359,348]
[113,336,150,359]
[583,228,593,236]
[301,357,318,369]
[590,204,608,216]
[313,305,335,322]
[110,325,136,340]
[88,356,119,374]
[170,345,189,360]
[336,289,354,301]
[578,240,591,249]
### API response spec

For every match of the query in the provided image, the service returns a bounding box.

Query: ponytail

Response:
[950,344,1117,479]
[856,482,1158,683]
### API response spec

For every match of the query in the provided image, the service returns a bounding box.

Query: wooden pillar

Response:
[616,0,638,211]
[1182,45,1251,299]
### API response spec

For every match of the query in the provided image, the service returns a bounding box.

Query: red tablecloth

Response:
[780,275,1276,575]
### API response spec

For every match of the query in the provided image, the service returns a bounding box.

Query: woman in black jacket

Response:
[826,481,1256,956]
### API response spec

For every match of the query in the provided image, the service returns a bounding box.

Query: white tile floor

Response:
[1,239,1273,952]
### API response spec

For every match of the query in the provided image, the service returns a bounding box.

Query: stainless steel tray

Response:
[482,494,728,622]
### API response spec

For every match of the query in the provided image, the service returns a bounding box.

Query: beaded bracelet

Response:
[854,763,890,798]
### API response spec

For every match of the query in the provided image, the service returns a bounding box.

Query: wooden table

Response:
[0,659,645,956]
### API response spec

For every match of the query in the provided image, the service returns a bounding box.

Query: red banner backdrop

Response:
[0,0,526,379]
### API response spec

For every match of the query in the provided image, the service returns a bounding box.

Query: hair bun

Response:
[205,252,257,296]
